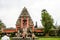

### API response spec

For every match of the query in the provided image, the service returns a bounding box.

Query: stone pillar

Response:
[16,25,18,32]
[21,18,23,28]
[32,26,34,32]
[27,18,29,28]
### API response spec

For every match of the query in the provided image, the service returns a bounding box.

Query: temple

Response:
[16,7,34,32]
[1,7,44,36]
[0,7,59,37]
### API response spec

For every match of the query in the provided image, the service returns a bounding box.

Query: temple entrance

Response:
[15,7,35,40]
[23,20,27,28]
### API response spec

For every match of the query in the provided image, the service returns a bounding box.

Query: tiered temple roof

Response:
[16,7,34,26]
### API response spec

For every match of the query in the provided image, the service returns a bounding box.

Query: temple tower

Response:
[16,7,34,33]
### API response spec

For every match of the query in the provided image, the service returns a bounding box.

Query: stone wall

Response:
[12,37,38,40]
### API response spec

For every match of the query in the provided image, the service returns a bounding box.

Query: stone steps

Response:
[12,37,38,40]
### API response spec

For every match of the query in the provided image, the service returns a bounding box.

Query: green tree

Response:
[0,20,6,30]
[41,9,54,36]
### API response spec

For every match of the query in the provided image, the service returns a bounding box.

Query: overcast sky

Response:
[0,0,60,28]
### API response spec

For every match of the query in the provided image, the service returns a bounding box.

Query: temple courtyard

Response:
[0,7,60,40]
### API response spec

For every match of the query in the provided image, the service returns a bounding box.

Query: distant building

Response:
[2,28,16,33]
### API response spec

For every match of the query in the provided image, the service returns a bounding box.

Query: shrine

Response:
[16,7,34,37]
[1,7,43,37]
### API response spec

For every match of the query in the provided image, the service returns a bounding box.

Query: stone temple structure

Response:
[16,7,34,37]
[0,7,41,40]
[1,7,43,38]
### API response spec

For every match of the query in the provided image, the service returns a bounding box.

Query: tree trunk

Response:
[45,32,49,37]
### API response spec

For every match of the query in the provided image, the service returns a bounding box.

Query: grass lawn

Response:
[38,38,60,40]
[0,37,60,40]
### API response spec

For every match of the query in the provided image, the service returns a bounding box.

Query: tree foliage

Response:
[0,20,6,30]
[41,9,54,34]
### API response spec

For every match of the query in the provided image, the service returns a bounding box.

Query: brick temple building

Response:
[16,7,34,32]
[1,7,44,34]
